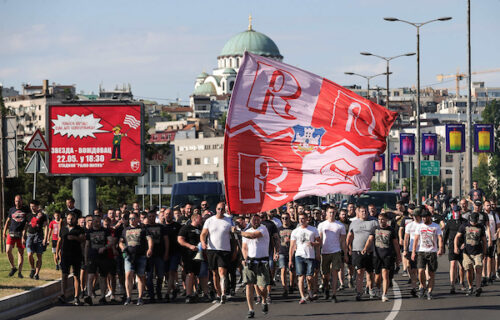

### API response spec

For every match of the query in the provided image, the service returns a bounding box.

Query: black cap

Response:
[408,203,416,210]
[469,212,480,223]
[420,209,431,217]
[474,200,483,207]
[449,198,458,205]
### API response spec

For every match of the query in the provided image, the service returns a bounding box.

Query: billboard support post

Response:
[73,177,96,217]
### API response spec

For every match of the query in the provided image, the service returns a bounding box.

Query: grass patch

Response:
[0,248,61,298]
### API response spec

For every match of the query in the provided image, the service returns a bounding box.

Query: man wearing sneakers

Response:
[403,207,422,297]
[317,206,347,302]
[454,212,487,296]
[47,211,62,270]
[411,208,444,300]
[3,195,29,278]
[201,202,233,304]
[84,215,113,305]
[363,212,401,302]
[119,211,153,306]
[347,206,378,301]
[241,214,271,318]
[289,212,320,304]
[277,212,295,297]
[443,205,466,294]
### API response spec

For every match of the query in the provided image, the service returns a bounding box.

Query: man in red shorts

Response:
[3,195,29,278]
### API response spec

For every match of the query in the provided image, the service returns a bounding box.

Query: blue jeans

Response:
[295,256,314,276]
[146,256,165,298]
[124,255,147,276]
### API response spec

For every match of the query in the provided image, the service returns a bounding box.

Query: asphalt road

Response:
[22,256,500,320]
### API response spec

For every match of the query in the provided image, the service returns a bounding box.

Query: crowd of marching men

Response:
[3,185,500,318]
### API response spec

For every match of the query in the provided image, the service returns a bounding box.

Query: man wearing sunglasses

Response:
[278,212,295,297]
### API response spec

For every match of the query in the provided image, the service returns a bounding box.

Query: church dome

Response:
[219,28,282,59]
[197,71,209,79]
[193,82,216,96]
[222,68,237,75]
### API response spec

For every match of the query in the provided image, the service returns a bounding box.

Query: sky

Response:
[1,0,499,104]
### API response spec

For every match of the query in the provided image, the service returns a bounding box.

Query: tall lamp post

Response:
[384,16,452,204]
[360,52,415,191]
[344,71,391,101]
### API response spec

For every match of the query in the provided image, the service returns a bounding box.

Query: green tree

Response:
[481,99,500,197]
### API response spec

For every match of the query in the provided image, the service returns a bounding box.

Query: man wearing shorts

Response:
[403,207,421,297]
[119,211,153,306]
[84,215,113,305]
[443,205,466,293]
[241,214,271,318]
[48,211,62,270]
[347,206,378,301]
[317,206,347,302]
[364,212,401,302]
[26,200,47,280]
[483,201,499,284]
[412,209,444,300]
[57,211,86,305]
[163,208,183,301]
[277,212,295,296]
[201,202,233,304]
[3,195,29,278]
[455,212,487,296]
[289,212,320,304]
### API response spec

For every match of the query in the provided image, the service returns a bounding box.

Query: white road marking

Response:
[385,279,402,320]
[186,283,243,320]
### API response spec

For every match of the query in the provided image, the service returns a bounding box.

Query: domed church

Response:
[190,16,283,119]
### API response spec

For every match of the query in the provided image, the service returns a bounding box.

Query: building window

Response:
[446,155,453,163]
[205,145,211,150]
[186,159,192,165]
[177,158,182,166]
[229,81,234,91]
[203,157,210,165]
[213,171,219,180]
[213,157,219,165]
[446,178,453,186]
[445,169,452,174]
[194,158,201,165]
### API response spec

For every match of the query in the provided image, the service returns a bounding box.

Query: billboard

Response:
[422,133,438,155]
[47,103,144,176]
[373,154,385,172]
[446,124,465,153]
[390,153,402,172]
[400,133,415,155]
[474,124,494,153]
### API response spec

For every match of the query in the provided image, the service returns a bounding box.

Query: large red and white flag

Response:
[224,52,397,214]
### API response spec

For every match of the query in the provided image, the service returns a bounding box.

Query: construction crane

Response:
[436,68,500,96]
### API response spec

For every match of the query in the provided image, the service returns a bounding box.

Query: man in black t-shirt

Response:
[57,211,86,305]
[277,212,295,296]
[119,211,153,306]
[468,181,486,204]
[84,215,113,305]
[400,186,410,205]
[63,197,82,219]
[26,200,47,280]
[454,212,487,296]
[3,195,29,278]
[163,209,183,301]
[363,213,401,302]
[144,211,169,302]
[260,212,280,304]
[443,206,466,294]
[178,213,209,303]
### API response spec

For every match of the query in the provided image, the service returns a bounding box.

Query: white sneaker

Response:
[105,290,112,298]
[381,295,389,302]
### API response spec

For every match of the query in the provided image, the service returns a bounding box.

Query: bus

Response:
[170,180,225,211]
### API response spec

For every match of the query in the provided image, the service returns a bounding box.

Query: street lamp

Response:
[384,16,452,204]
[344,71,392,100]
[360,51,415,191]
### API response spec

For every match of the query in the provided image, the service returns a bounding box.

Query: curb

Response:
[0,276,74,320]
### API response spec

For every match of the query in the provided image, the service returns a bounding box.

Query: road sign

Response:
[25,152,48,173]
[25,129,49,152]
[421,160,440,176]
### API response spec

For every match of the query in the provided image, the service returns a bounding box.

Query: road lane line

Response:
[187,283,243,320]
[385,279,402,320]
[187,304,221,320]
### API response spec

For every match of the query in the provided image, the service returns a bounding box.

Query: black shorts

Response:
[207,250,231,271]
[448,248,463,262]
[341,251,352,265]
[52,240,58,248]
[416,252,438,272]
[115,254,125,276]
[405,252,417,269]
[352,251,373,272]
[486,245,496,258]
[373,255,394,274]
[61,255,82,276]
[183,253,202,275]
[87,258,109,276]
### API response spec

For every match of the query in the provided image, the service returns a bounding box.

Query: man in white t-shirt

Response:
[241,214,270,319]
[289,212,320,304]
[411,208,443,300]
[403,208,422,297]
[201,202,233,304]
[317,206,347,302]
